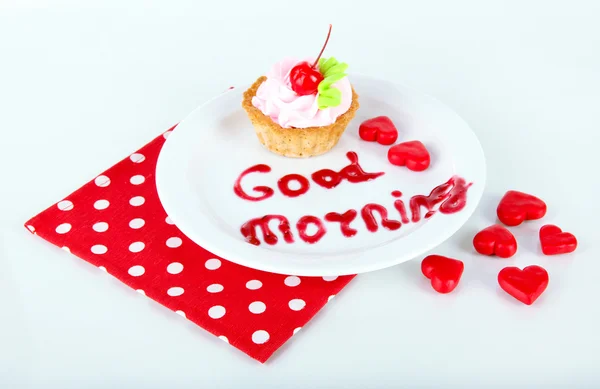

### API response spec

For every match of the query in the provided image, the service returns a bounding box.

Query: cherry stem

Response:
[311,24,332,69]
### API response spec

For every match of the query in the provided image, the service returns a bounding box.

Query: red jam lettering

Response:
[278,174,310,198]
[312,151,384,189]
[310,169,342,189]
[391,191,410,224]
[325,209,358,238]
[234,151,383,201]
[239,175,473,246]
[296,215,327,244]
[410,176,472,223]
[233,164,274,202]
[339,151,385,183]
[361,203,402,232]
[240,215,294,246]
[438,176,471,215]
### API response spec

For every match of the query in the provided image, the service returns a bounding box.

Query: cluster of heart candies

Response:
[358,116,431,171]
[422,190,578,305]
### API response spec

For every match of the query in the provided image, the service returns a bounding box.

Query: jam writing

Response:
[241,176,471,246]
[234,151,384,201]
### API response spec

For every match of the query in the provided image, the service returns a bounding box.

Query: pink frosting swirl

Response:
[251,57,352,129]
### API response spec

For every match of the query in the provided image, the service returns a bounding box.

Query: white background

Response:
[1,0,599,387]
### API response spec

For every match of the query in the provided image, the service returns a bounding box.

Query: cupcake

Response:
[242,25,359,158]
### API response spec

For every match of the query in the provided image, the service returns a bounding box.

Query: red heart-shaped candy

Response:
[497,190,547,226]
[421,255,464,294]
[473,224,517,258]
[358,116,398,145]
[388,141,430,171]
[498,265,549,305]
[539,224,577,255]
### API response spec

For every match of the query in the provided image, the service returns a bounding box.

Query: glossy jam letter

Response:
[277,174,310,198]
[339,152,385,183]
[409,176,471,223]
[311,169,342,189]
[325,209,358,237]
[233,164,274,202]
[392,191,410,224]
[361,203,401,232]
[296,215,327,244]
[312,151,384,189]
[438,177,471,215]
[240,215,294,246]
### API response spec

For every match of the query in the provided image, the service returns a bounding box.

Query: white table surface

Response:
[2,1,599,387]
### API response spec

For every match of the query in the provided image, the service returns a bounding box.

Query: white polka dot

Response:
[130,153,145,163]
[205,258,221,270]
[136,289,145,295]
[246,280,262,290]
[91,245,107,254]
[92,222,108,232]
[163,131,172,139]
[129,196,145,206]
[98,266,107,272]
[55,223,71,234]
[94,175,110,187]
[176,310,186,318]
[249,301,266,314]
[165,216,174,225]
[94,199,110,210]
[129,218,145,229]
[284,276,301,287]
[218,335,229,343]
[166,237,182,248]
[328,295,335,302]
[252,330,270,344]
[167,287,184,296]
[128,265,145,277]
[129,242,145,253]
[323,276,338,282]
[26,225,35,233]
[167,262,184,274]
[207,284,224,293]
[289,299,306,311]
[57,200,73,211]
[62,246,70,253]
[130,175,145,185]
[208,305,226,319]
[293,327,302,335]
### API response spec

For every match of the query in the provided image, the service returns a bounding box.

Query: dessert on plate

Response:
[242,25,359,158]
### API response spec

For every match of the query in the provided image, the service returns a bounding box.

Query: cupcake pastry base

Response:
[242,76,359,158]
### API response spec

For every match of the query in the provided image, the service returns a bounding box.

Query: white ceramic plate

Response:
[156,75,486,276]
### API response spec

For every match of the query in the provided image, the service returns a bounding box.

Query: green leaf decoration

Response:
[318,72,346,93]
[318,88,342,110]
[319,57,338,75]
[316,57,348,109]
[325,62,348,77]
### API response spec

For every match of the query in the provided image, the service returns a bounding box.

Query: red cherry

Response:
[290,63,324,95]
[289,24,332,96]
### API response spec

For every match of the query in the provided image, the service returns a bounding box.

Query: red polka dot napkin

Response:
[25,125,355,363]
